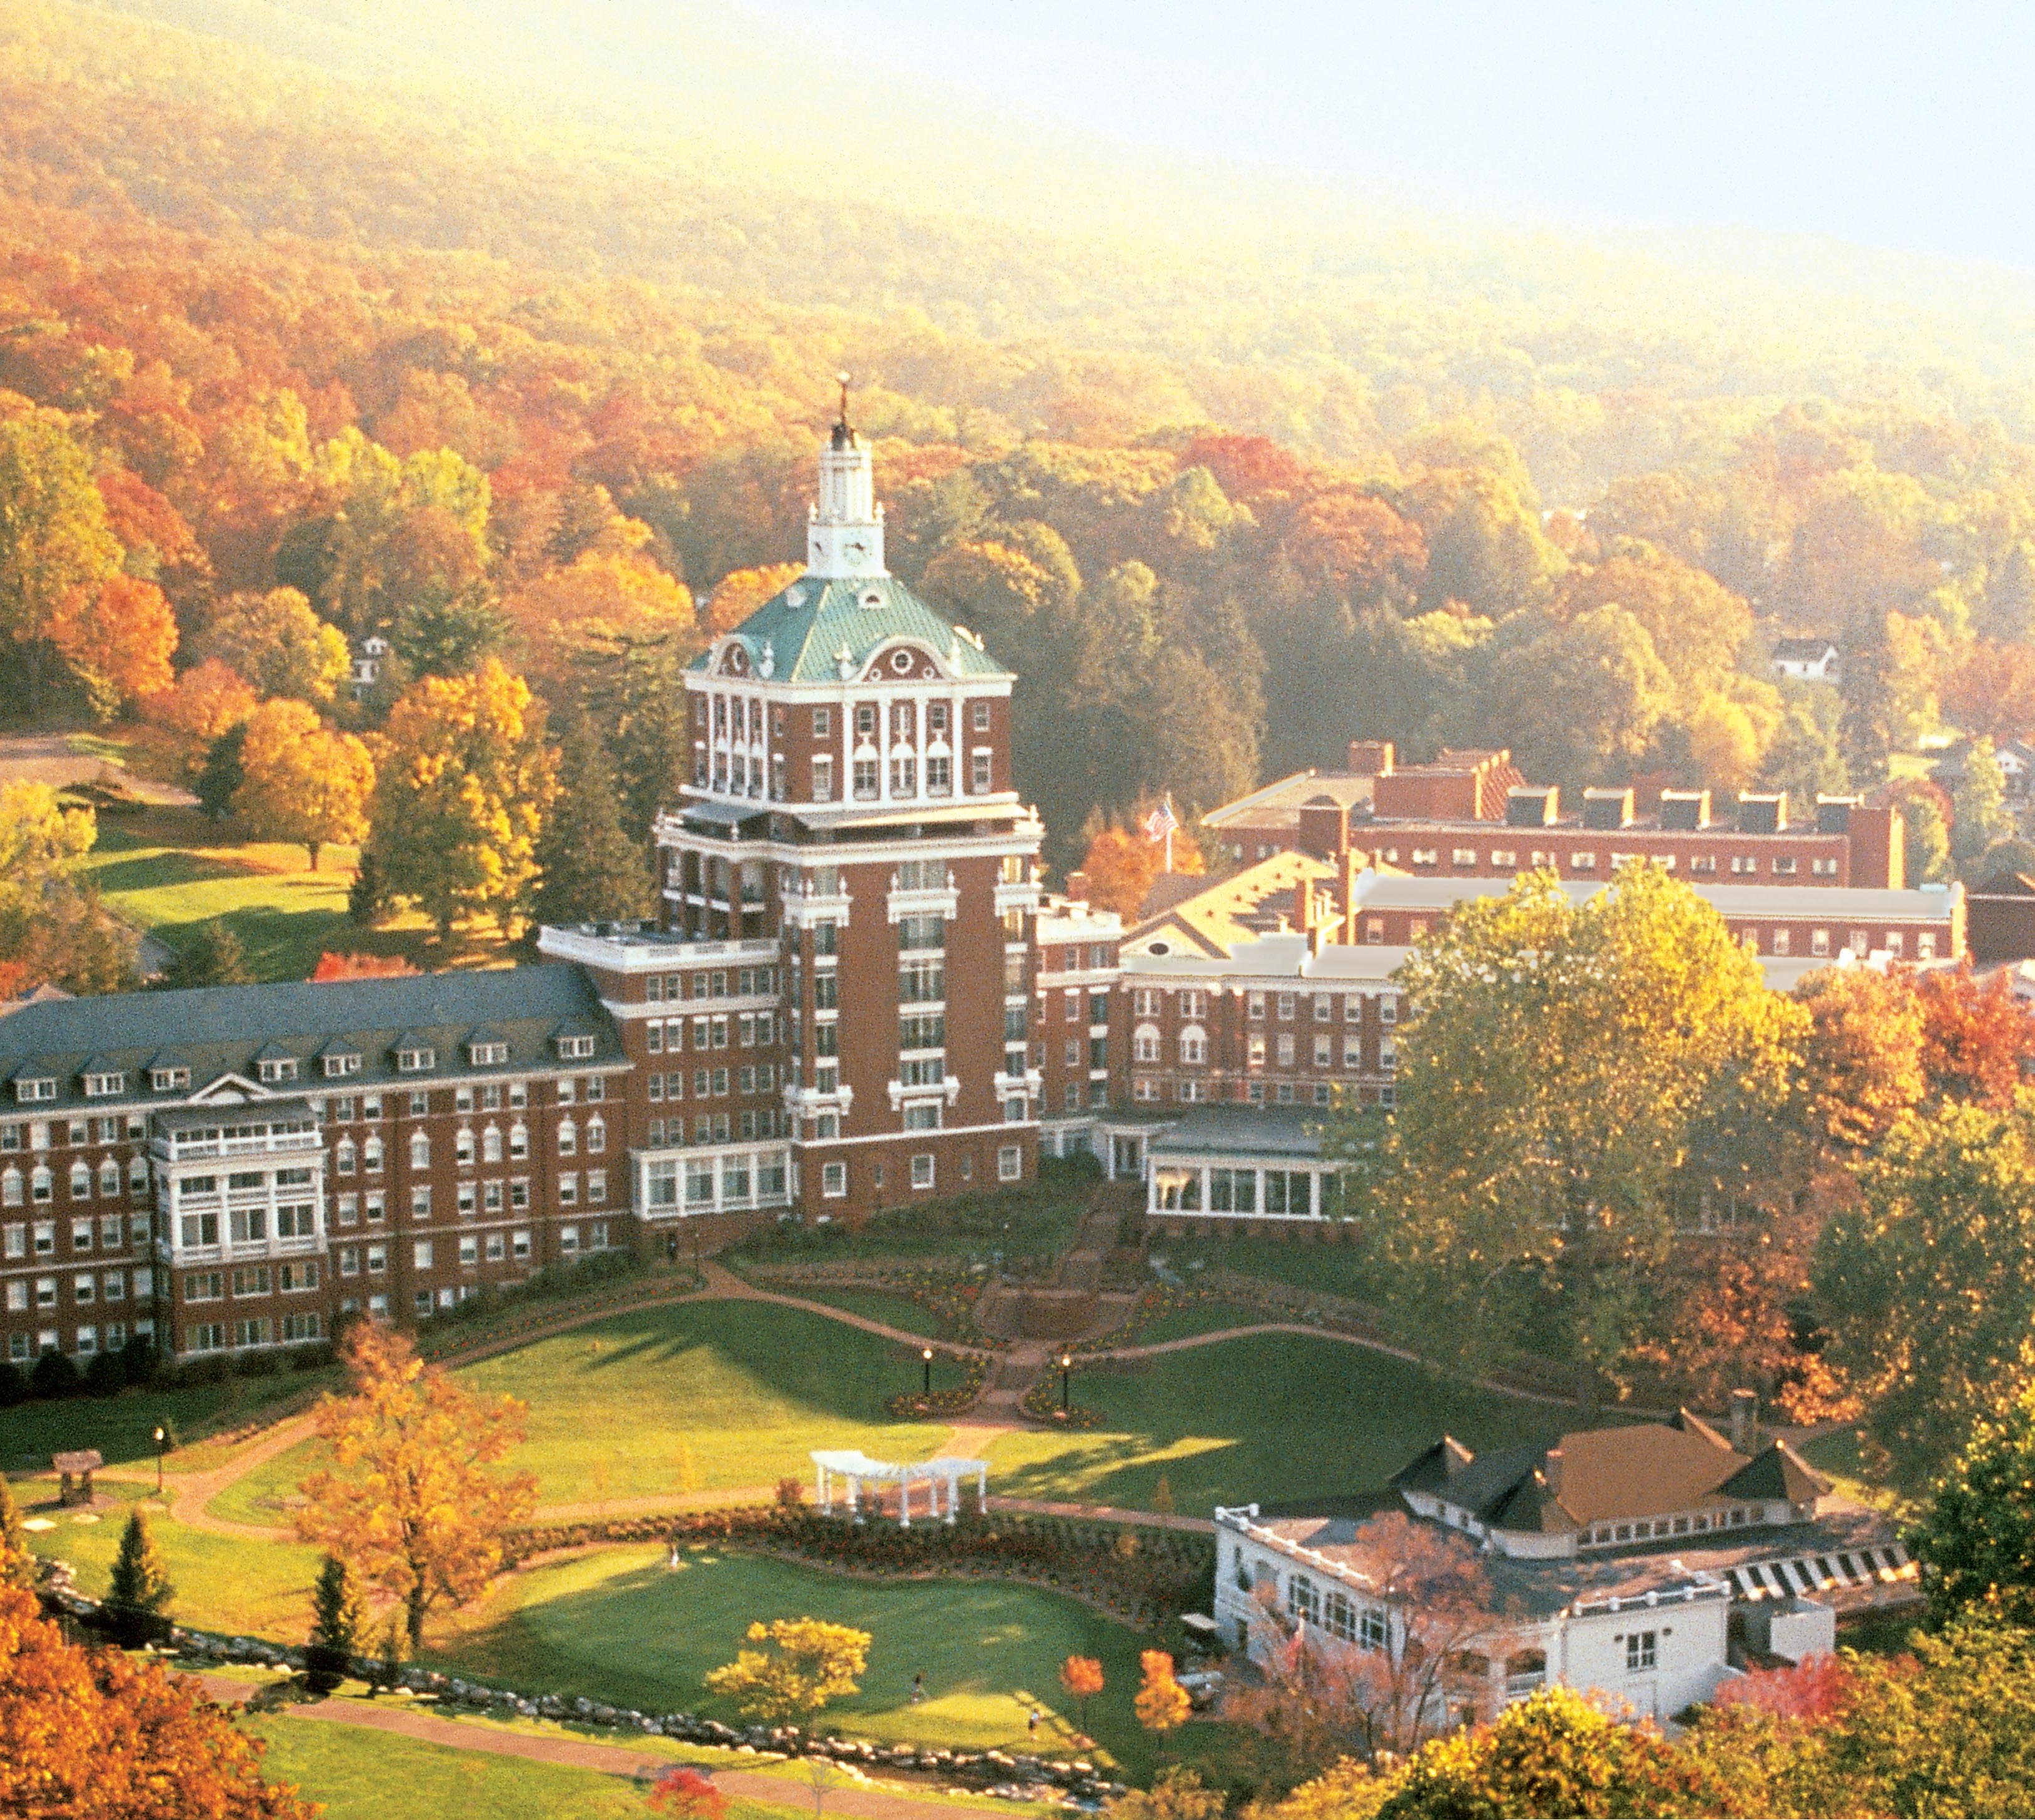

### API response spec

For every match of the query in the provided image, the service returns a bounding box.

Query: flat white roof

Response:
[1343,871,1960,922]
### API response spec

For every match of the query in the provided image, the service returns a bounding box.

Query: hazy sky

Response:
[749,0,2035,268]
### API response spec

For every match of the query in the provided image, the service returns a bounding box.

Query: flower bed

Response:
[1075,1281,1227,1352]
[1019,1377,1103,1429]
[884,1349,988,1419]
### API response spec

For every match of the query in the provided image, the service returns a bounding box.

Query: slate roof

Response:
[0,967,624,1110]
[693,573,1012,686]
[1385,1416,1831,1535]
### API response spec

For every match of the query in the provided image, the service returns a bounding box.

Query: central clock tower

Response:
[807,379,887,581]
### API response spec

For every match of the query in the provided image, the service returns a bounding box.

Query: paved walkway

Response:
[197,1675,1019,1819]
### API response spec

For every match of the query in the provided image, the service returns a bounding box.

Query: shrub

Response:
[121,1337,157,1385]
[85,1350,127,1397]
[235,1348,282,1379]
[174,1355,230,1387]
[0,1360,26,1407]
[31,1350,80,1399]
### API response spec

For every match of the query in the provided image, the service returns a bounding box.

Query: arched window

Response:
[557,1118,577,1158]
[335,1138,356,1176]
[1,1167,20,1208]
[1179,1025,1207,1066]
[363,1136,383,1174]
[482,1125,503,1164]
[408,1131,430,1171]
[99,1158,121,1198]
[1133,1023,1160,1064]
[69,1161,91,1199]
[586,1115,605,1154]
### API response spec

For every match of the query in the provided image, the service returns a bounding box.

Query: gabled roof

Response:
[1387,1435,1476,1495]
[1772,637,1839,661]
[1123,852,1338,960]
[693,573,1012,686]
[1723,1440,1831,1504]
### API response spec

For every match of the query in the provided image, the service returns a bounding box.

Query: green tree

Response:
[106,1508,174,1621]
[308,1553,364,1656]
[533,711,651,927]
[1351,865,1805,1387]
[232,699,375,871]
[1481,604,1675,785]
[0,416,121,705]
[197,724,247,822]
[1953,736,2013,871]
[1813,1094,2035,1485]
[1893,784,1953,886]
[1911,1378,2035,1629]
[164,920,252,989]
[1105,1769,1226,1820]
[200,587,350,703]
[369,659,558,937]
[390,584,504,678]
[704,1617,870,1730]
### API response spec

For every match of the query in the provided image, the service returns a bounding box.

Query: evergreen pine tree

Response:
[0,1474,35,1590]
[164,920,252,989]
[347,849,387,926]
[196,723,246,821]
[309,1553,363,1655]
[533,711,652,927]
[106,1508,174,1618]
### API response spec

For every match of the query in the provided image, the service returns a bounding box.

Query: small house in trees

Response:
[350,635,390,699]
[1769,637,1841,684]
[1214,1409,1917,1724]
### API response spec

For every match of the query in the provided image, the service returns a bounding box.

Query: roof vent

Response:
[1658,789,1710,831]
[1582,787,1634,830]
[1507,786,1558,827]
[1737,792,1786,834]
[1816,793,1860,834]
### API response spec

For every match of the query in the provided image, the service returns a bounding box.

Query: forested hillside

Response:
[5,0,2035,895]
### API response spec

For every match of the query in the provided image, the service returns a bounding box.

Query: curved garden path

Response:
[197,1674,1029,1820]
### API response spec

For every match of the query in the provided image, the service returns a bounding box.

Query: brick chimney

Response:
[1543,1447,1564,1497]
[1342,848,1363,945]
[1346,739,1395,777]
[1065,870,1091,903]
[1293,877,1314,937]
[1297,799,1350,859]
[1730,1388,1758,1454]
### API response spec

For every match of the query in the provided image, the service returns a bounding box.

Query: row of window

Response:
[644,1014,776,1053]
[2,1156,149,1205]
[814,1146,1024,1200]
[645,1066,778,1103]
[644,1111,786,1147]
[1129,988,1399,1024]
[4,1214,147,1256]
[325,1077,603,1122]
[643,967,778,1004]
[182,1262,319,1301]
[2,1114,146,1151]
[8,1321,141,1361]
[1131,1078,1394,1109]
[182,1314,323,1351]
[1742,927,1938,959]
[1130,1027,1394,1070]
[1379,844,1837,879]
[5,1269,149,1312]
[333,1118,606,1175]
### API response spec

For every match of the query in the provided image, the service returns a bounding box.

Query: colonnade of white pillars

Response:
[812,1455,990,1527]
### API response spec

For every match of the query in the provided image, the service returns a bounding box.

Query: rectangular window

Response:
[1626,1630,1657,1671]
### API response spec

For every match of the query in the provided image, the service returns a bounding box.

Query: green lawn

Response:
[724,1169,1093,1271]
[242,1712,802,1820]
[210,1302,958,1526]
[781,1287,958,1339]
[432,1544,1158,1773]
[1157,1236,1386,1306]
[1114,1301,1264,1346]
[1799,1425,1913,1518]
[983,1333,1570,1513]
[16,1480,323,1636]
[0,1371,322,1475]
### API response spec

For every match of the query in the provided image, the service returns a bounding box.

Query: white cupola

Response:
[806,374,887,581]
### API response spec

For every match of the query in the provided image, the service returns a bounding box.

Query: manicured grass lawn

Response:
[75,805,511,983]
[242,1713,803,1820]
[982,1332,1571,1513]
[1116,1301,1264,1345]
[210,1302,957,1525]
[431,1544,1158,1774]
[1799,1425,1913,1517]
[15,1479,323,1637]
[1157,1235,1386,1306]
[0,1371,323,1475]
[725,1169,1093,1271]
[784,1287,958,1339]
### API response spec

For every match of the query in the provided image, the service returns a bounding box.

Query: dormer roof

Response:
[696,574,1010,686]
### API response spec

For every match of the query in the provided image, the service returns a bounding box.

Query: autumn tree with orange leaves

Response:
[0,1584,313,1819]
[296,1322,537,1650]
[1075,815,1205,920]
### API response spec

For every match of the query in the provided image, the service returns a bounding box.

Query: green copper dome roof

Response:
[691,574,1012,686]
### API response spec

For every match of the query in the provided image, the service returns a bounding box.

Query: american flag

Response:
[1143,798,1179,844]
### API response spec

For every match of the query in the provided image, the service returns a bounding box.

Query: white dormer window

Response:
[397,1047,435,1073]
[14,1078,54,1104]
[83,1072,124,1098]
[257,1058,298,1085]
[323,1052,361,1078]
[470,1041,508,1067]
[556,1035,596,1060]
[151,1067,190,1092]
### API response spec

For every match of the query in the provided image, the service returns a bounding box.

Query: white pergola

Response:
[811,1449,988,1527]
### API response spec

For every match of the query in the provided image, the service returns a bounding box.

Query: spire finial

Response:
[836,371,852,431]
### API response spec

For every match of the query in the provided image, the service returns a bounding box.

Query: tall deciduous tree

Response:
[0,1585,313,1819]
[46,573,178,716]
[0,415,121,704]
[295,1323,536,1649]
[200,587,349,703]
[1813,1095,2035,1485]
[1132,1650,1191,1734]
[369,659,557,937]
[533,711,651,927]
[1351,865,1805,1386]
[1911,1377,2035,1629]
[1075,814,1205,920]
[704,1618,870,1729]
[1914,965,2035,1106]
[232,699,375,871]
[143,657,257,752]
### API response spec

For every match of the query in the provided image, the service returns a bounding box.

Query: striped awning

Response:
[1725,1543,1914,1601]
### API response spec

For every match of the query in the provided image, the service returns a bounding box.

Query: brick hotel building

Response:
[0,415,1974,1367]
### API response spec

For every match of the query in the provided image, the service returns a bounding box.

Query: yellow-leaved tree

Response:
[367,658,557,937]
[233,698,375,870]
[704,1618,870,1731]
[295,1324,537,1650]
